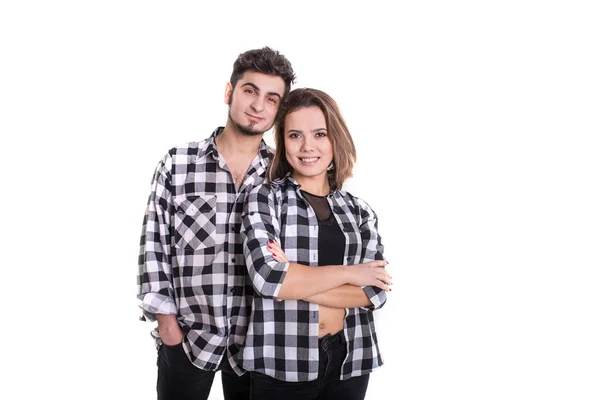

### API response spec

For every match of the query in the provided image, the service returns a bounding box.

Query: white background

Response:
[1,1,599,399]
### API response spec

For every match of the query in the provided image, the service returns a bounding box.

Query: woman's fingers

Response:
[366,260,388,268]
[373,279,392,292]
[377,269,392,285]
[267,239,289,262]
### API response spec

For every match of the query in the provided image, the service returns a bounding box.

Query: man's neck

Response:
[216,124,264,159]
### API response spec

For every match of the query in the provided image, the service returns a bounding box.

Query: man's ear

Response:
[224,82,233,105]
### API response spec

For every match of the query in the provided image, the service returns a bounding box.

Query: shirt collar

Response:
[197,127,222,159]
[197,127,273,168]
[273,172,338,197]
[272,172,299,187]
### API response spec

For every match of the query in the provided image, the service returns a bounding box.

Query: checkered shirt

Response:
[240,174,387,382]
[137,127,272,374]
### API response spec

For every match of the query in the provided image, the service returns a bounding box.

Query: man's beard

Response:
[227,109,267,137]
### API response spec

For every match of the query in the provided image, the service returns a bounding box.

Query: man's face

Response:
[225,71,286,136]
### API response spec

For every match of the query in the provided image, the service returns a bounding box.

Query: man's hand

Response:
[156,314,184,345]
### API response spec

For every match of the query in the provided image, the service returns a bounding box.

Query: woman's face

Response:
[284,106,333,184]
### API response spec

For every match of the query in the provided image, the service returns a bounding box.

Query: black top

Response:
[301,190,345,266]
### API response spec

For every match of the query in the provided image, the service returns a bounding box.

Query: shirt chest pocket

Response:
[174,195,217,251]
[332,205,362,262]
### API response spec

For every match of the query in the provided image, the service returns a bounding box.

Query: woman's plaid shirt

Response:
[137,128,272,374]
[240,175,387,382]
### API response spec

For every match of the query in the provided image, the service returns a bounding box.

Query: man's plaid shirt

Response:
[137,127,271,374]
[240,175,387,382]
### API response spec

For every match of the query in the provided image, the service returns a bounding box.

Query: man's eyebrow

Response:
[267,91,282,100]
[240,82,260,91]
[240,82,282,100]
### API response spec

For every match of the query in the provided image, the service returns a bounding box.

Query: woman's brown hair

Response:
[268,88,357,190]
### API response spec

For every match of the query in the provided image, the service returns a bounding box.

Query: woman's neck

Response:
[293,172,330,196]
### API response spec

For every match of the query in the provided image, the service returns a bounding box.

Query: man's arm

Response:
[137,154,179,322]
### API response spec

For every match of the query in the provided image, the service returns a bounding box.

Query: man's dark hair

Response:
[230,47,296,97]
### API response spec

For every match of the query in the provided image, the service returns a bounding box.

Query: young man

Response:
[137,47,295,400]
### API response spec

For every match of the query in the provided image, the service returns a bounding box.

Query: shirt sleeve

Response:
[137,154,177,320]
[242,184,290,299]
[357,197,388,311]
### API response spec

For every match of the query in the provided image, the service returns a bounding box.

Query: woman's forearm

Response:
[303,285,372,308]
[276,263,348,300]
[275,260,390,300]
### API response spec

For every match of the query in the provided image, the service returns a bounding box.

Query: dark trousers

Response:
[157,342,250,400]
[250,331,370,400]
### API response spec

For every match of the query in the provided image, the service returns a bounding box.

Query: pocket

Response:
[174,195,217,251]
[162,341,184,352]
[159,342,200,373]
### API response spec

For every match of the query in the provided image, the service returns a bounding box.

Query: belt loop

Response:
[334,330,344,345]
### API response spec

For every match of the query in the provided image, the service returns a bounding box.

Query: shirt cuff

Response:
[360,285,386,310]
[139,293,177,321]
[268,261,291,301]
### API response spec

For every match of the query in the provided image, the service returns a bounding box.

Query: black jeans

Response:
[157,342,250,400]
[250,331,370,400]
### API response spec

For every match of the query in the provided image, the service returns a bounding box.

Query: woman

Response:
[240,88,391,400]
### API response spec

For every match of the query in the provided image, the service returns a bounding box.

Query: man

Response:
[137,47,295,400]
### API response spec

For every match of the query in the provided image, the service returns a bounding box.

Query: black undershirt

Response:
[300,190,345,266]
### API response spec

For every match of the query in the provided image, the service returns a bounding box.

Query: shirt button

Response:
[231,258,236,263]
[347,257,352,262]
[230,288,235,294]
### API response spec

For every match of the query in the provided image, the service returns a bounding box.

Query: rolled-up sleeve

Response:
[137,154,176,320]
[357,198,388,310]
[242,184,290,299]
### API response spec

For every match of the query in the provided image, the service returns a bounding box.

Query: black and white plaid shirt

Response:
[240,175,387,382]
[137,127,272,374]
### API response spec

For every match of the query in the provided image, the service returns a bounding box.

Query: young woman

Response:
[240,88,391,400]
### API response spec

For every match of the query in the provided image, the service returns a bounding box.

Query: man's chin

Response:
[236,122,268,137]
[240,128,264,137]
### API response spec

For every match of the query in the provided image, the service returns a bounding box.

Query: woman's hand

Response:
[346,260,392,291]
[267,239,289,263]
[269,239,392,291]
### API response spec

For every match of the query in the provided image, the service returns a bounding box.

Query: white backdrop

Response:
[1,1,599,399]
